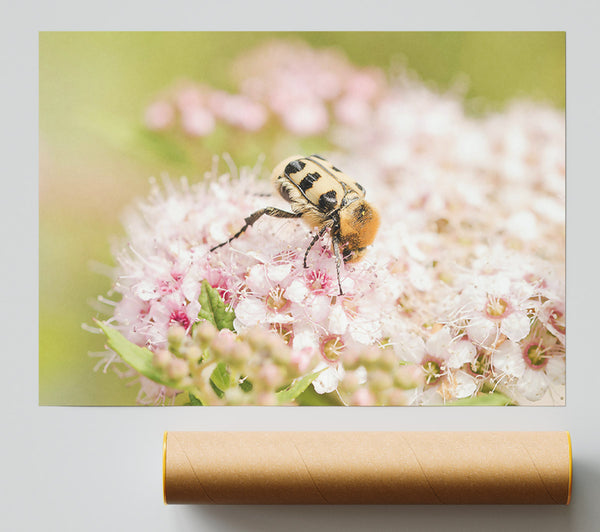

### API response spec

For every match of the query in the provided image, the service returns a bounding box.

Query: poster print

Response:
[40,33,565,405]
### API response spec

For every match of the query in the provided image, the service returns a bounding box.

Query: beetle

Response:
[211,154,380,295]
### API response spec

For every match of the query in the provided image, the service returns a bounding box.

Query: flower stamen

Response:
[321,335,345,363]
[523,340,549,370]
[485,296,510,319]
[266,286,290,312]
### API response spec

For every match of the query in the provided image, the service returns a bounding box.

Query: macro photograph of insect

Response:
[39,32,565,406]
[211,154,380,296]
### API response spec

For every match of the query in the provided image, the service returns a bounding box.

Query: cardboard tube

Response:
[163,431,572,505]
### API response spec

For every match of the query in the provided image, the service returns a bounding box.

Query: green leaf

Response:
[295,385,343,406]
[95,320,209,404]
[209,380,224,398]
[185,393,203,406]
[239,378,253,393]
[448,392,514,406]
[197,280,235,331]
[210,362,231,397]
[95,320,178,388]
[276,369,325,405]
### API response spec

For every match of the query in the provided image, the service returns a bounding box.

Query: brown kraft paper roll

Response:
[163,431,572,505]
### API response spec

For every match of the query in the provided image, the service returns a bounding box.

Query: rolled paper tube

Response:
[163,431,572,505]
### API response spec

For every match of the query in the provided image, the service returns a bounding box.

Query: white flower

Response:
[492,338,565,402]
[450,371,479,399]
[492,341,526,379]
[328,305,349,335]
[313,362,345,394]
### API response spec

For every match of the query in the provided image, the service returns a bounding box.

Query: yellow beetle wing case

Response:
[271,155,343,222]
[306,154,367,198]
[213,154,380,295]
[271,155,367,225]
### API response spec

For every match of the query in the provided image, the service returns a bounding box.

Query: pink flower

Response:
[144,100,174,130]
[334,96,372,126]
[209,91,267,131]
[181,105,215,137]
[280,100,329,135]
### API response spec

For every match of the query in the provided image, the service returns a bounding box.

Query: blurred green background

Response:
[39,32,565,405]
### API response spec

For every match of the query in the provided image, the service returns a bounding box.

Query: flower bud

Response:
[183,344,203,363]
[193,320,217,347]
[223,387,247,405]
[358,345,381,369]
[167,357,189,381]
[210,329,236,357]
[350,388,376,406]
[393,364,425,389]
[368,370,394,392]
[378,348,398,372]
[167,324,187,349]
[266,337,291,365]
[177,376,193,389]
[246,326,269,351]
[257,363,285,390]
[382,388,409,406]
[340,370,362,393]
[229,341,252,366]
[256,392,278,406]
[152,349,172,369]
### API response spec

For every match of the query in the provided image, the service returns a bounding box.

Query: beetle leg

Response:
[210,207,301,251]
[332,238,344,296]
[303,225,329,268]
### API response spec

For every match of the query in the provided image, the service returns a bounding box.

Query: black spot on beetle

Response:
[299,172,321,191]
[355,182,365,192]
[332,166,342,172]
[285,160,306,174]
[318,190,338,211]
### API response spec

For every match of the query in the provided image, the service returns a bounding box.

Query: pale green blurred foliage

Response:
[39,32,564,405]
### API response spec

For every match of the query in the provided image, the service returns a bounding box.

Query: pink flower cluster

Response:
[144,40,385,137]
[96,40,564,405]
[232,40,385,135]
[96,155,563,405]
[328,92,565,404]
[145,84,268,136]
[101,169,399,402]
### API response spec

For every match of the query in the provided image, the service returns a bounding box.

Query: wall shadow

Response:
[168,457,599,532]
